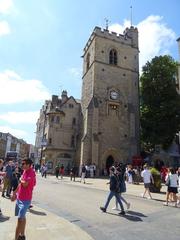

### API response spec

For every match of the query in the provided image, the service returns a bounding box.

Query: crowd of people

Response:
[100,163,180,215]
[0,158,36,240]
[1,157,180,238]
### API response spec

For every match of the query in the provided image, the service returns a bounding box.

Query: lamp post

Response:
[40,106,48,166]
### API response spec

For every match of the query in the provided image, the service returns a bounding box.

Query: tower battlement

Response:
[84,26,138,54]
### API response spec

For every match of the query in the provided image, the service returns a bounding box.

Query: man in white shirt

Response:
[141,165,154,199]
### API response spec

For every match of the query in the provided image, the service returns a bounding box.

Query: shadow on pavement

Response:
[127,210,147,217]
[75,181,93,185]
[29,209,47,216]
[123,214,143,222]
[0,215,10,222]
[153,198,165,202]
[105,212,143,222]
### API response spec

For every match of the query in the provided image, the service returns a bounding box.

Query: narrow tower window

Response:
[71,135,75,147]
[86,53,90,70]
[109,49,118,65]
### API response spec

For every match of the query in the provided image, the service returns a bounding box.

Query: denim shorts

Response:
[15,199,31,218]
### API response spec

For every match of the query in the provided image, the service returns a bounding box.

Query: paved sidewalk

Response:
[0,197,94,240]
[48,175,168,202]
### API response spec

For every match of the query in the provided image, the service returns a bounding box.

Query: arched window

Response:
[86,53,90,70]
[56,116,60,124]
[51,116,54,122]
[109,49,118,65]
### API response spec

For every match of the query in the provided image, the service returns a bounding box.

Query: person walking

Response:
[0,159,6,217]
[163,167,178,206]
[42,164,47,178]
[100,166,125,215]
[11,158,36,240]
[55,165,59,179]
[80,164,86,184]
[59,164,64,179]
[70,166,76,181]
[112,166,130,211]
[2,160,13,198]
[141,164,154,199]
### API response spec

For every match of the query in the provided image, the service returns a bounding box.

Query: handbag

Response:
[165,175,170,186]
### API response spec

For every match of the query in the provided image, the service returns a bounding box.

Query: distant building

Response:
[0,132,7,159]
[0,132,33,161]
[35,25,140,174]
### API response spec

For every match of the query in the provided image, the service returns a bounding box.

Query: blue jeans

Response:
[104,191,124,211]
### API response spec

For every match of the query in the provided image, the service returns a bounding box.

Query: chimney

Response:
[61,90,68,103]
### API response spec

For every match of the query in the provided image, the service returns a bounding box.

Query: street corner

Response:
[0,197,94,240]
[25,205,95,240]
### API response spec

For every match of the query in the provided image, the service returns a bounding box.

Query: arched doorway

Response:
[106,155,114,175]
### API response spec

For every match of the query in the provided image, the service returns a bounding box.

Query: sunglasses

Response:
[22,162,26,165]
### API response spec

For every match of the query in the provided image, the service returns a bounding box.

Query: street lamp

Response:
[40,105,48,166]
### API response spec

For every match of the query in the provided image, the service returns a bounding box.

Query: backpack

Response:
[82,166,86,173]
[114,175,120,193]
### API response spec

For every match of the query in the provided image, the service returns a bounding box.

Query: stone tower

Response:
[80,26,140,174]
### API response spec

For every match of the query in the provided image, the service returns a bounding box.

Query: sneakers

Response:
[112,206,120,211]
[17,235,26,240]
[163,202,168,206]
[119,211,126,215]
[100,207,106,212]
[127,203,130,210]
[147,197,152,200]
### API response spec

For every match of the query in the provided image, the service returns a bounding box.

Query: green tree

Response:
[140,55,180,150]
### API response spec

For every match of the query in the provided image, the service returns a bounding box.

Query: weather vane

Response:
[130,5,133,26]
[104,18,109,30]
[59,83,63,94]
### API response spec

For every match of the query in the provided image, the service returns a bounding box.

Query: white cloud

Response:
[109,15,176,71]
[0,70,51,104]
[0,111,39,124]
[0,20,11,36]
[0,125,27,138]
[0,0,13,14]
[68,67,82,78]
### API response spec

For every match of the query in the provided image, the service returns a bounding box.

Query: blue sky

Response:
[0,0,179,144]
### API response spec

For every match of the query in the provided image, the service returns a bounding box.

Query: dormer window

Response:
[109,49,118,65]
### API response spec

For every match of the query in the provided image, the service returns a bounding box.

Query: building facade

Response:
[35,91,81,171]
[35,26,140,174]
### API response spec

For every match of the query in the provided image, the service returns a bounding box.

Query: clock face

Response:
[110,91,118,100]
